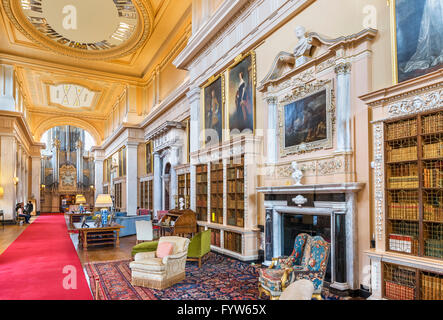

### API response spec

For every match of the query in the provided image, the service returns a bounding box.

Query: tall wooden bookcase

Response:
[140,179,153,210]
[227,156,245,228]
[196,164,208,222]
[191,136,261,261]
[382,109,443,300]
[210,161,223,224]
[177,172,191,205]
[384,110,443,260]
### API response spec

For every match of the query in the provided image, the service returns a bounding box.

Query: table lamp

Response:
[76,194,87,213]
[95,194,113,227]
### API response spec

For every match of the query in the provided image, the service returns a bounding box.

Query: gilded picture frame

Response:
[226,51,256,137]
[390,0,443,84]
[202,73,225,147]
[279,80,334,156]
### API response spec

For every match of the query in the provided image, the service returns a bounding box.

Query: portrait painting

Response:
[227,52,255,135]
[394,0,443,83]
[282,88,330,153]
[203,75,224,146]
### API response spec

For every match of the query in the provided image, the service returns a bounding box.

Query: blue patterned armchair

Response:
[258,233,310,300]
[291,236,330,299]
[258,235,330,300]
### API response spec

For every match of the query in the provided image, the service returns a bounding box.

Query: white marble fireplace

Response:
[257,182,364,291]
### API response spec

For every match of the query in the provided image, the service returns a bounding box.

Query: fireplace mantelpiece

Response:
[257,182,364,291]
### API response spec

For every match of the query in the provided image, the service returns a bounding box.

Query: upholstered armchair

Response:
[291,236,330,299]
[129,236,190,289]
[135,220,153,244]
[187,229,211,268]
[258,233,310,300]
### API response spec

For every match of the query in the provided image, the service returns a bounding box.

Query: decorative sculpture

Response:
[179,197,185,210]
[293,195,308,207]
[294,26,312,57]
[291,161,303,186]
[278,25,313,68]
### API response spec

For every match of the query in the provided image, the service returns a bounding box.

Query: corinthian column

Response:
[186,87,200,211]
[52,139,61,185]
[76,140,83,187]
[153,152,162,218]
[335,62,352,153]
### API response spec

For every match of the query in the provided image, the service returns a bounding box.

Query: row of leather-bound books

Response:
[424,204,443,222]
[423,167,443,188]
[422,112,443,134]
[421,273,443,300]
[424,239,443,259]
[386,119,417,140]
[383,263,416,300]
[385,281,415,300]
[387,146,417,162]
[389,203,419,220]
[224,231,242,254]
[423,141,443,158]
[388,176,419,189]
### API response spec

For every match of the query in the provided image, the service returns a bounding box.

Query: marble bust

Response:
[291,161,303,186]
[179,197,185,210]
[293,26,311,57]
[278,26,313,68]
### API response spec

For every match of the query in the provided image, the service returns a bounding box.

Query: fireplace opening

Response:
[282,214,332,283]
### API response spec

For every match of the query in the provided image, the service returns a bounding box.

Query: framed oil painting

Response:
[227,51,256,136]
[279,82,333,156]
[391,0,443,83]
[202,74,224,146]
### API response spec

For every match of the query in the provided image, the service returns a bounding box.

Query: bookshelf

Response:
[224,231,242,254]
[210,228,221,247]
[177,172,191,207]
[191,136,261,261]
[115,182,122,209]
[210,161,224,224]
[383,262,443,300]
[385,110,443,260]
[196,164,208,221]
[227,156,245,227]
[140,179,153,210]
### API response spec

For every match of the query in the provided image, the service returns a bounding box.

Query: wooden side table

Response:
[74,222,124,250]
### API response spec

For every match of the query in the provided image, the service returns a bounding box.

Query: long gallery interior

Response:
[0,0,442,301]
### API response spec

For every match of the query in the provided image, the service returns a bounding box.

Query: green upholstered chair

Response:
[187,230,211,268]
[131,241,159,257]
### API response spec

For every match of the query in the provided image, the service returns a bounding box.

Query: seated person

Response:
[16,203,30,224]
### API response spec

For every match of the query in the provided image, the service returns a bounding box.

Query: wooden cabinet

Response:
[383,262,443,300]
[227,156,245,228]
[210,161,223,224]
[385,110,443,260]
[196,164,208,221]
[140,179,153,210]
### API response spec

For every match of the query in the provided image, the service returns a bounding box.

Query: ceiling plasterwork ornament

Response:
[2,0,154,60]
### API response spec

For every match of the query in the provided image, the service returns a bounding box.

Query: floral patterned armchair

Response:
[258,235,330,300]
[291,236,330,299]
[258,233,310,299]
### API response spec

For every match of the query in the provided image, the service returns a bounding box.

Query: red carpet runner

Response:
[0,214,92,300]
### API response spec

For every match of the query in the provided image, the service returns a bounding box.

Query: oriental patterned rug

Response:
[84,252,343,300]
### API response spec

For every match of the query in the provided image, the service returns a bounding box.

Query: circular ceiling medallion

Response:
[2,0,154,60]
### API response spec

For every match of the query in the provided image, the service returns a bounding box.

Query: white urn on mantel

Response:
[291,161,303,186]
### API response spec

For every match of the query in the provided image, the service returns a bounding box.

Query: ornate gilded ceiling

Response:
[0,0,192,144]
[2,0,153,60]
